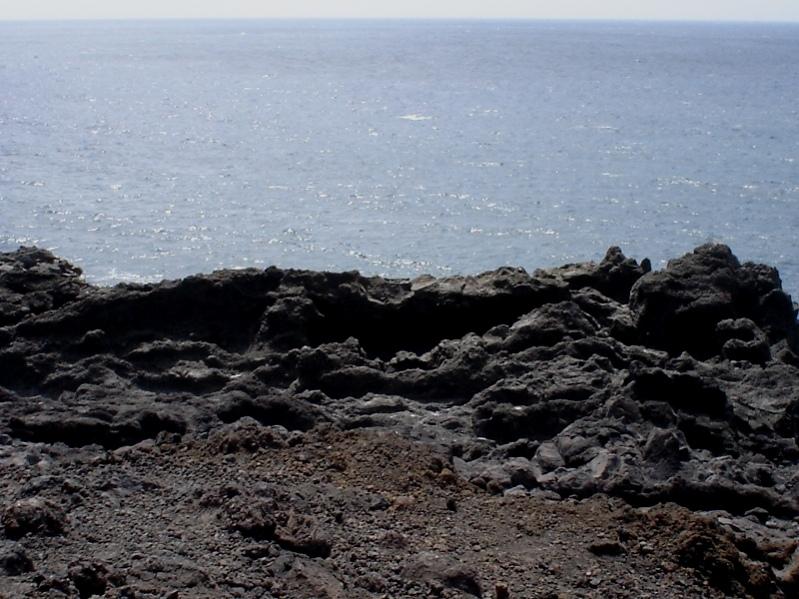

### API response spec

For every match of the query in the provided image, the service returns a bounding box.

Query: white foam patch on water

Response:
[398,114,432,121]
[97,268,165,286]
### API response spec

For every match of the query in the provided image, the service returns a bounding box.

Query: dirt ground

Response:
[2,425,793,598]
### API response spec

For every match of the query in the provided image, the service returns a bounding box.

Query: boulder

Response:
[0,246,87,327]
[630,244,797,358]
[2,497,67,539]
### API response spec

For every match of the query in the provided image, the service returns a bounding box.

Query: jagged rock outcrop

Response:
[630,244,797,358]
[0,247,87,329]
[1,243,798,524]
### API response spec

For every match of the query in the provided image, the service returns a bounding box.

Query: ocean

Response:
[1,19,798,293]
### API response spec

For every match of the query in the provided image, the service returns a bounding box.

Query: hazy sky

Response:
[2,0,799,22]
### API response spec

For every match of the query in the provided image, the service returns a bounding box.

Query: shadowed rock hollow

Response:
[2,244,799,598]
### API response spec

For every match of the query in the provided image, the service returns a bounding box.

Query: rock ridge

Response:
[3,243,799,597]
[1,244,798,515]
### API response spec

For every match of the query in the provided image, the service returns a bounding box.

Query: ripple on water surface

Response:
[0,20,797,294]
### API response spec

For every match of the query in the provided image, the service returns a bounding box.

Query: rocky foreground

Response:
[1,244,799,598]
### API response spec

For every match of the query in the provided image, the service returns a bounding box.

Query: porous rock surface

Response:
[1,244,798,598]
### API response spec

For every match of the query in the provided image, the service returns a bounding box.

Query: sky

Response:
[2,0,799,22]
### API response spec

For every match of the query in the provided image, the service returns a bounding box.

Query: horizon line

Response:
[2,15,799,25]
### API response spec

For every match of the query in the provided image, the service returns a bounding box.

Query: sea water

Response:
[1,20,798,293]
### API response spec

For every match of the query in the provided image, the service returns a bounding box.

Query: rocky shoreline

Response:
[1,244,799,598]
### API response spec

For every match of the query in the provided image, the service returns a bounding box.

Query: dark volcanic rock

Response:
[9,413,113,447]
[716,317,772,363]
[226,497,278,540]
[8,405,187,449]
[0,540,34,575]
[216,393,323,431]
[402,551,483,596]
[2,497,67,539]
[537,245,651,303]
[67,561,112,598]
[630,243,797,358]
[0,246,87,328]
[1,243,798,528]
[2,243,799,598]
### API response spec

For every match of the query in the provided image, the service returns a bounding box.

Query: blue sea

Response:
[1,20,798,293]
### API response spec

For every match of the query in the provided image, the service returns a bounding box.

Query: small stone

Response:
[438,468,457,484]
[392,495,415,510]
[226,499,276,540]
[0,541,34,575]
[535,442,565,472]
[369,495,390,511]
[2,497,66,539]
[588,540,626,556]
[402,552,483,596]
[68,561,110,598]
